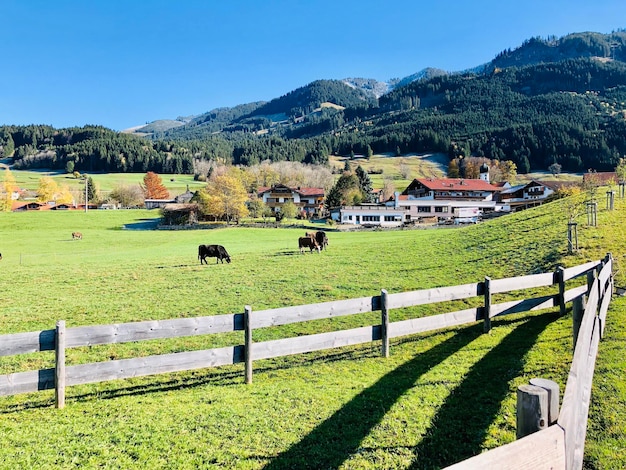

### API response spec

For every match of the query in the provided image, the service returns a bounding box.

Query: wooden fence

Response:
[0,255,613,469]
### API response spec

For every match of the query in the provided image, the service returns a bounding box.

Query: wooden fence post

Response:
[381,289,389,358]
[572,295,585,350]
[244,306,253,384]
[529,378,560,425]
[516,384,548,439]
[556,266,566,316]
[483,277,492,333]
[55,320,66,409]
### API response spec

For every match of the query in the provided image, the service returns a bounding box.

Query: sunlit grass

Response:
[0,191,624,468]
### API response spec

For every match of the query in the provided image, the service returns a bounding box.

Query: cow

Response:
[299,236,320,254]
[305,231,329,251]
[198,244,231,264]
[72,232,82,240]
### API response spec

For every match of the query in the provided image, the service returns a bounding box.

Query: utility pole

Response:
[84,176,88,213]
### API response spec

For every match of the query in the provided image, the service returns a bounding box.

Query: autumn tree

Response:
[141,172,170,199]
[110,184,145,208]
[198,170,249,224]
[1,168,17,211]
[37,177,59,203]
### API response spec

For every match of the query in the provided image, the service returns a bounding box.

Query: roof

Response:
[582,172,618,185]
[412,178,500,192]
[257,185,324,196]
[162,203,199,212]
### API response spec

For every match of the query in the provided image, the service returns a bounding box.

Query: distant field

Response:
[0,193,624,468]
[7,169,206,197]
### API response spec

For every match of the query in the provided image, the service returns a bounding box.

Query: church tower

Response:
[479,163,490,182]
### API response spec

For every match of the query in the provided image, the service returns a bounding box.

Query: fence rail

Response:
[0,256,612,470]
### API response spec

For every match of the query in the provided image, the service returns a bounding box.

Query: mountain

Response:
[5,30,626,175]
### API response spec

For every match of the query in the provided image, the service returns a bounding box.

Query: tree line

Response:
[3,51,626,175]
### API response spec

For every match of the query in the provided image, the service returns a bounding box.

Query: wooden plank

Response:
[489,272,555,294]
[251,296,379,329]
[386,283,480,310]
[598,288,611,338]
[251,326,381,361]
[443,424,565,469]
[564,285,587,304]
[0,330,55,356]
[66,346,244,386]
[0,368,55,396]
[388,308,479,338]
[562,261,601,281]
[558,311,601,470]
[597,259,612,289]
[65,314,242,348]
[490,295,555,318]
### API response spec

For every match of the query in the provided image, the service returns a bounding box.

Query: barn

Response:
[161,203,199,226]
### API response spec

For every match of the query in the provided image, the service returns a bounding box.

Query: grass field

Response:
[0,193,624,469]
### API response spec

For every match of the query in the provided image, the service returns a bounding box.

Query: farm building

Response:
[160,203,199,225]
[338,204,407,227]
[257,184,325,218]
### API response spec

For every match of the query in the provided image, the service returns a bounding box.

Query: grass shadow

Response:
[409,311,557,468]
[262,323,485,470]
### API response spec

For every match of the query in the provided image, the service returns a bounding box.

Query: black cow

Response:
[198,244,231,264]
[299,236,320,254]
[305,231,329,251]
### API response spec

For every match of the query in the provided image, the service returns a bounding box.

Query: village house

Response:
[387,176,508,222]
[495,180,561,211]
[337,204,406,227]
[257,184,325,218]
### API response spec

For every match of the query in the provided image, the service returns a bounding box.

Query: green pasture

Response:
[8,169,204,196]
[0,195,624,469]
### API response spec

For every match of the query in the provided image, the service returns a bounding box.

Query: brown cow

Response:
[306,231,328,250]
[299,236,320,254]
[72,232,82,240]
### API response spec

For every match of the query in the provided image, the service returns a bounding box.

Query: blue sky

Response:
[1,0,625,131]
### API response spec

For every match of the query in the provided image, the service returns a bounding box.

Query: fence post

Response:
[381,289,389,358]
[572,295,585,349]
[244,306,253,385]
[516,384,548,439]
[55,320,66,409]
[556,266,566,316]
[483,277,492,333]
[529,378,560,425]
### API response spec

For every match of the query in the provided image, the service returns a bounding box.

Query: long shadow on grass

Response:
[409,312,556,469]
[262,324,485,470]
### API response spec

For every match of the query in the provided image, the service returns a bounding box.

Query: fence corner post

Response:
[244,306,253,385]
[483,276,492,333]
[556,267,566,316]
[381,289,389,358]
[516,384,548,439]
[55,320,66,409]
[529,378,560,425]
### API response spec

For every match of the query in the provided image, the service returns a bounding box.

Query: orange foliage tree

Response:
[141,172,170,199]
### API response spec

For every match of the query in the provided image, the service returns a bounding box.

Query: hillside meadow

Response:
[0,196,624,469]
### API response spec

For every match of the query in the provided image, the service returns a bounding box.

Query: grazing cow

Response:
[198,244,231,264]
[72,232,82,240]
[299,236,320,254]
[305,231,329,250]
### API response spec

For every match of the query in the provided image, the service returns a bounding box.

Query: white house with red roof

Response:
[384,177,510,223]
[257,184,325,217]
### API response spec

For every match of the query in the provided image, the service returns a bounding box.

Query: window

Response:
[417,206,431,213]
[384,215,401,222]
[434,206,445,213]
[362,215,381,222]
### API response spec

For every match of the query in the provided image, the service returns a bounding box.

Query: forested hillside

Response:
[2,31,626,176]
